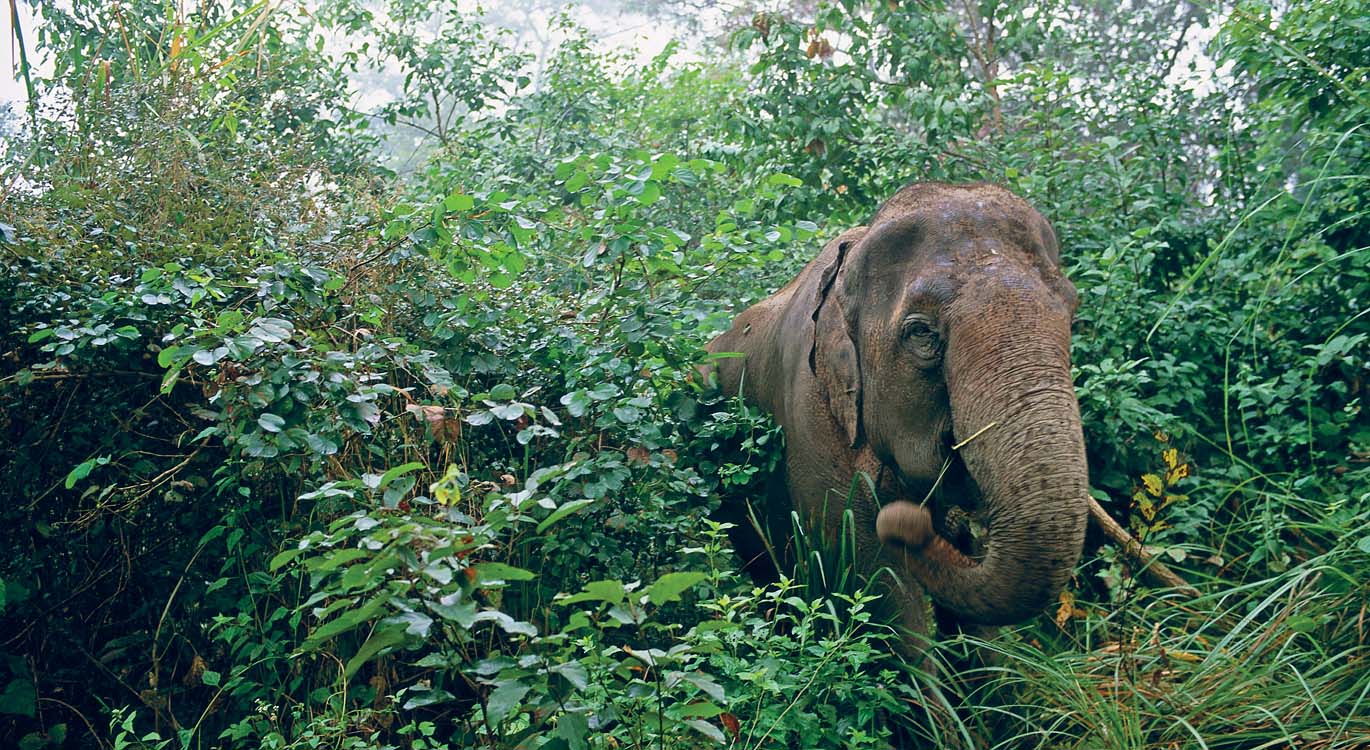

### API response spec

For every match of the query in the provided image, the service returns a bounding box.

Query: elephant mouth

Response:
[889,454,987,555]
[888,449,982,506]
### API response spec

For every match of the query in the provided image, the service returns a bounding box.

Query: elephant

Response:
[705,182,1088,653]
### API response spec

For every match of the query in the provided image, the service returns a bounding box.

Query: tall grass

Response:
[764,434,1367,748]
[956,540,1368,748]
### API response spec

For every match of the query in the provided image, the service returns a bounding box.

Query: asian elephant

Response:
[705,182,1088,652]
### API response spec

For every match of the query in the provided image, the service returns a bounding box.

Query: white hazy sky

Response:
[2,3,1224,119]
[1,3,43,106]
[0,1,681,109]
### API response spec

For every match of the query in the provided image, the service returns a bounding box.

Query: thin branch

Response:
[38,697,109,750]
[1159,4,1199,83]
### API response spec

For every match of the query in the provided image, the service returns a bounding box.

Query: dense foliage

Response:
[1,1,1366,748]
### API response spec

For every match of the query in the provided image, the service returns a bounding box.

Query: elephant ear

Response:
[809,229,866,448]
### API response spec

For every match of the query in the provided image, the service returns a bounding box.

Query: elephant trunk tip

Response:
[876,501,933,550]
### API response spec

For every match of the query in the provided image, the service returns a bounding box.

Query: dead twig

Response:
[1087,496,1200,597]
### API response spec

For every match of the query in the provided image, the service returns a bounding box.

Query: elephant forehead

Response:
[852,221,1063,306]
[859,240,1038,296]
[866,185,1057,262]
[871,181,1046,228]
[902,269,959,305]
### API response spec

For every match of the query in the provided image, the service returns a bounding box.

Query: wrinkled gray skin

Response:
[706,182,1088,651]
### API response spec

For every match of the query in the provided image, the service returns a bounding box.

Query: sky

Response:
[0,1,683,112]
[1,2,1224,129]
[2,3,43,107]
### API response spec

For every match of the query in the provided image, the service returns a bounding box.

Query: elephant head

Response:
[813,183,1088,626]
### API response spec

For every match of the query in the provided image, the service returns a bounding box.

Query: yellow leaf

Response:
[1142,473,1164,497]
[169,34,183,72]
[1154,430,1169,443]
[1055,590,1075,629]
[1166,463,1191,484]
[1168,651,1202,663]
[1138,495,1156,521]
[1163,448,1178,470]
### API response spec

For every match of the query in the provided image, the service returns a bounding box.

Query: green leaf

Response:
[555,712,590,750]
[0,679,36,717]
[310,548,370,572]
[561,390,590,417]
[485,680,529,725]
[443,193,475,212]
[402,686,457,710]
[588,383,618,400]
[502,251,526,274]
[268,546,306,571]
[157,345,183,368]
[64,456,107,489]
[651,153,680,179]
[535,498,595,533]
[683,718,726,743]
[489,383,517,400]
[1286,615,1318,634]
[550,661,589,691]
[767,172,803,187]
[257,413,286,433]
[682,673,725,702]
[305,433,339,456]
[377,462,425,489]
[473,562,536,585]
[344,623,409,678]
[26,328,53,344]
[249,318,293,343]
[645,572,707,605]
[675,701,725,719]
[559,580,626,607]
[394,611,433,637]
[430,597,477,627]
[471,610,537,636]
[201,670,221,687]
[636,181,662,205]
[305,597,386,648]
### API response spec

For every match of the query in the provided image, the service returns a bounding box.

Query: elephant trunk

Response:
[880,282,1088,625]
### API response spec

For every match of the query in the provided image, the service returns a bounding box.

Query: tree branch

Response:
[1088,495,1200,597]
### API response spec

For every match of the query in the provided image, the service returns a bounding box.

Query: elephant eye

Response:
[901,315,938,342]
[900,315,942,360]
